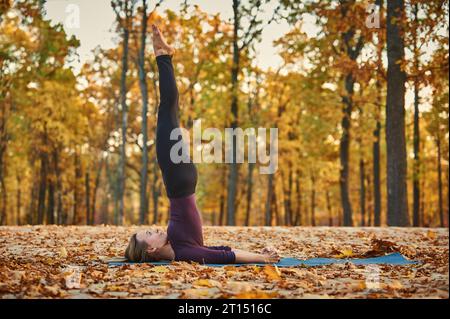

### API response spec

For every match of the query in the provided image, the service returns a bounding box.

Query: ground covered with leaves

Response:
[0,226,448,299]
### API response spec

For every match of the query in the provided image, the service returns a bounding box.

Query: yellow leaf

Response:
[43,285,61,296]
[426,230,436,239]
[59,247,68,258]
[234,289,278,299]
[227,281,252,293]
[182,288,214,298]
[226,270,237,277]
[387,280,403,290]
[224,266,236,271]
[351,280,366,291]
[45,257,56,265]
[252,265,261,273]
[151,266,168,273]
[193,279,214,288]
[264,265,282,281]
[333,249,354,259]
[160,280,172,287]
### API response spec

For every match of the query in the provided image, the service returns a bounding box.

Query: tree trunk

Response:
[265,174,274,226]
[37,151,48,224]
[152,160,160,225]
[92,158,104,225]
[326,190,333,227]
[366,174,373,226]
[446,168,449,227]
[226,0,241,226]
[273,187,280,226]
[310,173,316,226]
[412,3,421,227]
[373,82,382,226]
[338,1,366,227]
[283,167,293,226]
[412,80,420,227]
[436,133,444,227]
[28,159,38,224]
[294,169,302,226]
[340,73,354,226]
[104,155,114,225]
[386,0,409,226]
[219,166,227,226]
[219,193,225,226]
[138,0,149,225]
[359,158,366,226]
[53,148,63,225]
[0,93,9,225]
[244,162,254,226]
[85,171,91,225]
[101,192,109,225]
[117,3,132,226]
[16,174,21,225]
[46,178,55,224]
[420,173,425,226]
[0,164,7,225]
[73,148,82,225]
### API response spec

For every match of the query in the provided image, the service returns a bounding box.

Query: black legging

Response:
[156,55,198,198]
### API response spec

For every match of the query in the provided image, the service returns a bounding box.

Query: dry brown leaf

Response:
[59,247,68,258]
[64,270,82,289]
[192,279,216,288]
[182,288,217,298]
[386,280,403,290]
[0,226,447,299]
[151,266,169,273]
[426,230,436,240]
[233,289,279,299]
[226,281,252,293]
[264,265,282,281]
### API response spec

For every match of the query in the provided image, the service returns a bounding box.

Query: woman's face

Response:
[136,229,168,251]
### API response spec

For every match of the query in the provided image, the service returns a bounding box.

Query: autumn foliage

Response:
[0,0,448,228]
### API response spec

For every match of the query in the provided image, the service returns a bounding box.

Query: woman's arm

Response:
[204,246,281,263]
[232,248,280,264]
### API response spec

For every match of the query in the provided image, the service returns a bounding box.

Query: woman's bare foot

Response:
[151,24,175,57]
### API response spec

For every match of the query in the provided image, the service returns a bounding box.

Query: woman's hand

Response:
[262,253,281,263]
[233,248,280,264]
[260,246,280,263]
[260,246,279,257]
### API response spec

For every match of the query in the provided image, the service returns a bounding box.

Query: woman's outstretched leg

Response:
[152,25,198,199]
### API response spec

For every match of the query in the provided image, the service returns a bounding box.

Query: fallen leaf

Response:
[151,266,169,273]
[64,270,82,289]
[264,265,282,280]
[42,285,62,297]
[252,265,261,273]
[182,288,217,298]
[333,249,354,259]
[233,289,278,299]
[351,280,366,291]
[59,247,68,258]
[226,281,252,293]
[192,279,215,288]
[426,230,436,240]
[386,280,403,290]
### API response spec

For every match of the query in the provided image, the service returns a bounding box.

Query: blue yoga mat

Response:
[107,252,417,267]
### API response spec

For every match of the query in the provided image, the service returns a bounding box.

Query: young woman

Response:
[125,24,280,265]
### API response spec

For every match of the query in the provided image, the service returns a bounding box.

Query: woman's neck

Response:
[156,241,175,261]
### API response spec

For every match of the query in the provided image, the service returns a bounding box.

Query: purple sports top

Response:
[167,194,236,264]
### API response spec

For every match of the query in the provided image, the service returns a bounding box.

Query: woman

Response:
[125,24,280,265]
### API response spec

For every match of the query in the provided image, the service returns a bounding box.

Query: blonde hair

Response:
[124,233,157,262]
